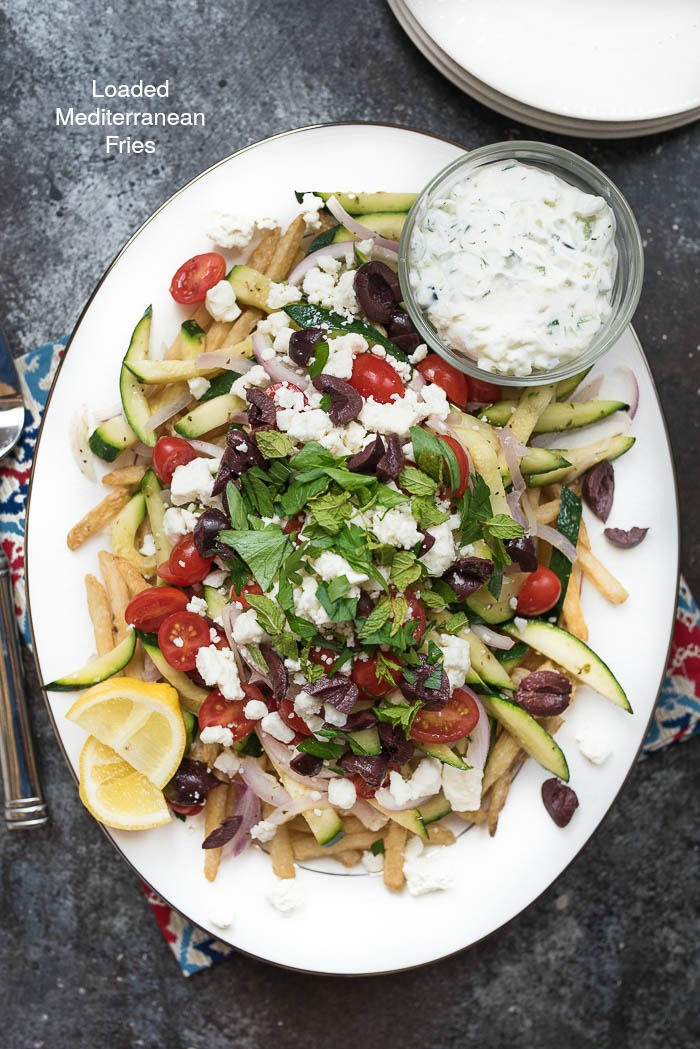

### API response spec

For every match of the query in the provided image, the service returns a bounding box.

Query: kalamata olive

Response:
[390,332,422,355]
[505,535,538,573]
[582,461,614,522]
[304,675,359,715]
[290,752,323,777]
[212,429,264,495]
[356,591,376,618]
[259,644,288,702]
[312,374,362,424]
[417,530,436,558]
[202,815,243,849]
[193,508,230,558]
[164,758,221,807]
[246,387,277,432]
[400,654,450,709]
[604,526,648,548]
[288,327,325,368]
[376,433,404,481]
[515,670,572,716]
[441,557,494,599]
[344,708,379,732]
[541,779,579,828]
[338,752,388,788]
[353,261,402,324]
[386,310,416,337]
[378,723,415,766]
[347,436,385,474]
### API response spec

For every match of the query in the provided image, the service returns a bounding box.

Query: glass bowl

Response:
[398,141,644,388]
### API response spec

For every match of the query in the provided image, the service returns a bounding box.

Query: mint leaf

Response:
[484,514,525,540]
[244,593,286,634]
[225,481,247,530]
[374,483,409,510]
[398,465,437,497]
[357,595,392,638]
[390,594,409,637]
[316,579,358,622]
[413,497,450,529]
[324,467,377,492]
[279,475,329,516]
[374,701,424,732]
[390,551,422,591]
[327,576,351,602]
[370,839,385,856]
[307,341,329,379]
[308,490,353,534]
[243,642,269,673]
[290,442,338,472]
[217,525,290,591]
[375,652,402,686]
[254,430,294,460]
[444,612,470,634]
[487,559,504,599]
[296,737,345,760]
[240,472,275,518]
[421,588,448,611]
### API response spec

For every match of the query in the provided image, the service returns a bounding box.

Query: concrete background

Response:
[1,2,698,1047]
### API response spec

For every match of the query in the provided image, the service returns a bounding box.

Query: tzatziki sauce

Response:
[408,161,618,377]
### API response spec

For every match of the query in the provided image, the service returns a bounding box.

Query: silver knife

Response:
[0,329,48,828]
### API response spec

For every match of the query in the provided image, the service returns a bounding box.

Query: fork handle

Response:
[0,550,48,828]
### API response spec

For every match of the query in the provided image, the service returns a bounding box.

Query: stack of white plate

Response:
[389,0,700,138]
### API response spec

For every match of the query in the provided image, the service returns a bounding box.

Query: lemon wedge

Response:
[67,676,186,789]
[78,736,171,830]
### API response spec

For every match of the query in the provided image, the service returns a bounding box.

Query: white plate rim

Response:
[25,122,680,975]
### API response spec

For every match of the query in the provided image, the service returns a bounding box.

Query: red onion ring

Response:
[252,332,310,390]
[185,439,224,459]
[237,756,291,807]
[506,490,528,529]
[228,783,261,857]
[571,375,604,402]
[533,522,578,563]
[350,799,390,831]
[70,412,97,482]
[288,241,354,286]
[614,365,640,420]
[471,623,515,651]
[196,351,256,373]
[258,731,331,792]
[145,390,192,430]
[498,427,527,494]
[265,794,331,826]
[373,786,434,812]
[325,196,400,254]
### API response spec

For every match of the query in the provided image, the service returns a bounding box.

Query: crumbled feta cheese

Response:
[278,406,332,443]
[170,458,215,506]
[437,633,472,690]
[409,343,429,364]
[294,691,322,719]
[250,819,278,843]
[576,729,611,766]
[441,765,483,812]
[514,617,529,634]
[256,215,278,231]
[292,575,331,628]
[188,376,211,399]
[267,879,302,914]
[209,908,234,930]
[212,750,241,777]
[162,505,200,542]
[200,725,234,747]
[356,238,374,256]
[420,382,450,419]
[204,569,228,588]
[205,280,242,323]
[324,704,348,728]
[138,533,156,556]
[324,333,367,379]
[371,505,422,549]
[266,281,302,309]
[195,645,244,701]
[272,326,296,355]
[186,595,209,617]
[230,364,270,400]
[243,699,268,721]
[328,777,357,809]
[299,192,325,231]
[403,839,454,896]
[419,522,457,575]
[387,758,442,807]
[232,609,266,644]
[261,710,295,744]
[359,384,449,436]
[509,596,519,610]
[361,850,385,873]
[257,311,293,339]
[317,420,368,457]
[312,551,369,586]
[302,262,359,318]
[206,210,254,249]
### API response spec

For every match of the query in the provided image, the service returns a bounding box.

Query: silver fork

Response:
[0,329,48,828]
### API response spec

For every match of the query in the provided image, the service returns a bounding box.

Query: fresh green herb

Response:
[254,430,295,460]
[244,593,286,635]
[284,303,409,363]
[316,728,372,757]
[357,595,392,638]
[412,497,450,529]
[375,651,402,686]
[307,489,353,534]
[487,560,503,599]
[240,472,276,518]
[307,341,329,379]
[290,442,338,472]
[390,594,408,637]
[296,738,345,760]
[198,369,237,402]
[319,394,332,412]
[398,465,437,497]
[243,642,270,673]
[315,579,358,623]
[374,483,409,510]
[390,551,422,591]
[225,481,247,530]
[421,588,448,611]
[444,611,470,634]
[279,475,329,516]
[373,701,424,732]
[484,514,525,541]
[370,839,385,856]
[217,525,291,591]
[409,426,460,491]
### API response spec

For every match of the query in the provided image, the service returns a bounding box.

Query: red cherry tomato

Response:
[157,534,213,587]
[283,517,304,545]
[125,586,189,633]
[410,686,481,744]
[169,252,226,305]
[349,353,404,404]
[168,800,204,817]
[264,382,307,403]
[158,611,211,671]
[198,684,265,741]
[279,697,313,739]
[351,773,377,800]
[309,646,340,672]
[351,653,401,699]
[516,566,561,617]
[405,588,427,643]
[438,434,469,499]
[470,378,503,403]
[152,436,197,486]
[416,353,469,409]
[231,580,263,611]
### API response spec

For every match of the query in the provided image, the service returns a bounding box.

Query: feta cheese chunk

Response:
[328,777,357,809]
[250,819,278,843]
[212,750,241,778]
[261,710,295,744]
[361,849,385,873]
[311,551,369,586]
[195,645,244,701]
[200,725,234,747]
[387,758,442,807]
[294,691,323,719]
[188,376,211,399]
[576,728,611,766]
[437,633,471,690]
[299,192,325,231]
[266,282,302,309]
[243,699,268,721]
[403,836,454,896]
[229,364,270,400]
[232,609,266,645]
[324,704,348,728]
[419,522,457,575]
[441,765,483,812]
[371,505,422,549]
[267,878,302,914]
[206,211,254,249]
[138,533,156,556]
[205,280,242,323]
[170,458,215,507]
[324,333,367,379]
[358,384,450,436]
[292,576,331,628]
[186,595,209,617]
[162,505,200,541]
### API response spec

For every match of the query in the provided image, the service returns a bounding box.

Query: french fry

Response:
[203,783,232,882]
[335,850,362,869]
[488,762,520,837]
[270,823,296,879]
[67,490,131,550]
[483,729,523,794]
[98,551,131,642]
[85,574,113,655]
[455,808,489,825]
[562,564,589,640]
[266,214,305,281]
[383,821,407,893]
[426,824,456,846]
[249,228,281,271]
[101,465,148,488]
[206,230,282,352]
[535,498,561,524]
[577,546,629,604]
[113,555,150,597]
[291,830,381,861]
[188,738,221,766]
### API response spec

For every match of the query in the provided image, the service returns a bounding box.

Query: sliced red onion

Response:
[615,365,640,420]
[238,756,290,807]
[222,603,243,652]
[94,404,125,424]
[350,799,390,831]
[228,783,261,857]
[145,389,192,430]
[466,694,490,771]
[498,427,527,494]
[374,786,433,812]
[288,241,354,285]
[265,794,331,826]
[326,196,400,254]
[142,652,161,682]
[70,412,97,482]
[409,368,426,393]
[186,439,224,460]
[571,375,604,402]
[252,332,310,390]
[196,351,256,373]
[471,623,515,650]
[506,490,528,529]
[533,523,578,563]
[258,731,330,792]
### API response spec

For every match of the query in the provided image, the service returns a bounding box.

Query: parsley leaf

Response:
[217,525,290,591]
[240,471,276,517]
[254,431,295,460]
[289,442,338,473]
[374,483,409,509]
[398,465,437,497]
[373,701,424,732]
[409,426,460,490]
[279,475,329,517]
[244,593,286,634]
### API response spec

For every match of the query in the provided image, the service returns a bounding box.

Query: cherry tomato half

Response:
[469,377,503,404]
[351,653,401,699]
[169,252,226,305]
[516,566,561,617]
[351,773,378,800]
[158,611,211,671]
[125,586,188,633]
[152,436,197,486]
[405,587,427,643]
[197,683,268,741]
[416,353,469,410]
[279,697,313,739]
[349,353,404,404]
[157,534,213,587]
[168,800,204,817]
[231,580,263,611]
[309,646,341,671]
[438,434,469,500]
[410,686,481,744]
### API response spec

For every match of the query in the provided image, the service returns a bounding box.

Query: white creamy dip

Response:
[408,161,618,377]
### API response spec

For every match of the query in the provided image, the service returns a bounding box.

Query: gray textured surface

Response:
[1,1,699,1047]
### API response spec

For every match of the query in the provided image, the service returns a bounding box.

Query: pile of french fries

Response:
[64,211,631,893]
